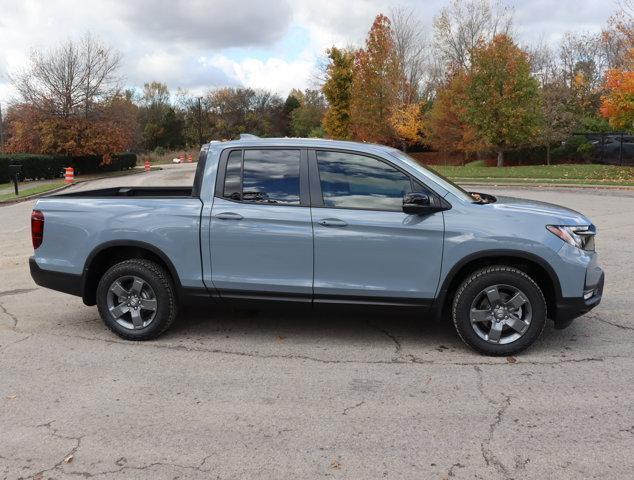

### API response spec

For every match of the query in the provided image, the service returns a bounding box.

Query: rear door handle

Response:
[318,218,347,227]
[215,212,243,220]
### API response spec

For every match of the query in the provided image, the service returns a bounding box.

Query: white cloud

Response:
[208,52,316,95]
[0,0,620,104]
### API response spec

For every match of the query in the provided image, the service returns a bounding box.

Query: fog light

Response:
[583,290,594,300]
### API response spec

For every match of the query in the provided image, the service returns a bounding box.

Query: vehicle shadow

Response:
[159,303,575,359]
[170,303,462,349]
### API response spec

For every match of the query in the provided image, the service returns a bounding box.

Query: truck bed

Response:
[55,186,194,198]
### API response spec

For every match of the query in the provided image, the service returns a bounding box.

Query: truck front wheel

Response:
[96,259,178,340]
[452,266,547,356]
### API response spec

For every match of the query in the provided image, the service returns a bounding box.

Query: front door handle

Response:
[318,218,347,227]
[215,212,243,220]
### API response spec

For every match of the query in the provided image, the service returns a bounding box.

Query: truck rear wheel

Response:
[452,266,547,356]
[96,259,178,340]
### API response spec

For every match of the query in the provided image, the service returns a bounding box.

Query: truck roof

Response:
[204,137,397,157]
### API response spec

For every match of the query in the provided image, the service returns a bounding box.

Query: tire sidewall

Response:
[453,268,546,356]
[97,260,175,340]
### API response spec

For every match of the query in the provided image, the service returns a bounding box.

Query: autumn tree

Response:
[350,14,402,144]
[137,82,185,149]
[290,89,326,137]
[599,7,634,131]
[424,73,489,160]
[322,47,355,139]
[600,69,634,131]
[7,35,134,159]
[540,80,577,164]
[463,34,540,166]
[205,87,286,139]
[390,102,426,149]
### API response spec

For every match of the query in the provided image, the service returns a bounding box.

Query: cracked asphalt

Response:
[1,164,633,479]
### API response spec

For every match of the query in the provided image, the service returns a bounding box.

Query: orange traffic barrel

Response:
[64,167,74,183]
[144,160,151,172]
[187,154,193,163]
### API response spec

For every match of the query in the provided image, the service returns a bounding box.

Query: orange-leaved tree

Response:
[600,46,634,131]
[350,14,403,144]
[423,72,489,160]
[390,102,426,149]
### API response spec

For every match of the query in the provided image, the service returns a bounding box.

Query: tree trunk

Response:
[546,144,551,166]
[497,150,504,167]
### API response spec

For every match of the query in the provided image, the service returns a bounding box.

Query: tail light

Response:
[31,210,44,249]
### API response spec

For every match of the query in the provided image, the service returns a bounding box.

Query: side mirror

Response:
[403,192,432,215]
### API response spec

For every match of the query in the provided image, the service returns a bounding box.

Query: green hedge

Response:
[0,153,137,183]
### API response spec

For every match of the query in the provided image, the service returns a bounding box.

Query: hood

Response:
[489,195,592,225]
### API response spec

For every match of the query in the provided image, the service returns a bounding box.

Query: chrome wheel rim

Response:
[106,275,157,330]
[469,284,532,345]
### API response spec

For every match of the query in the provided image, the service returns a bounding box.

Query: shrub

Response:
[551,135,595,162]
[0,153,137,183]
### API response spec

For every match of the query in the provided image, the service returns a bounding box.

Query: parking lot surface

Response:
[1,164,632,479]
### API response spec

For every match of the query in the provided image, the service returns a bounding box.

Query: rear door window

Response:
[221,149,301,205]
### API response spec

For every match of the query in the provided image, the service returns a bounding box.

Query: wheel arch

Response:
[82,240,182,306]
[435,250,562,321]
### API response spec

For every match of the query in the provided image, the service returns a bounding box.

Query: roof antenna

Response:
[239,133,260,140]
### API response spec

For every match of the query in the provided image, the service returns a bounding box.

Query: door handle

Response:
[318,218,347,227]
[215,212,243,220]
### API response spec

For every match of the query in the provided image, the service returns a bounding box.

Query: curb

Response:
[0,166,163,207]
[456,180,634,190]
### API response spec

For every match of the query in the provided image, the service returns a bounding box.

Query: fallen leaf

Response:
[276,336,286,341]
[64,454,73,463]
[507,356,517,364]
[330,458,342,469]
[6,395,17,400]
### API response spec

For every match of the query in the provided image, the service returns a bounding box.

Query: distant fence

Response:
[576,132,634,166]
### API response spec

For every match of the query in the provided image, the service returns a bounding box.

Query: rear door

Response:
[310,149,445,303]
[210,148,313,299]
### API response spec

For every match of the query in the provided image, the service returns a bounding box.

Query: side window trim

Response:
[215,147,309,208]
[307,149,324,207]
[308,148,440,211]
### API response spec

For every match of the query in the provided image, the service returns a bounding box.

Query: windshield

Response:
[388,150,476,203]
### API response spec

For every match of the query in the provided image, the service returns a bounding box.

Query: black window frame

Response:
[308,148,442,212]
[215,147,310,207]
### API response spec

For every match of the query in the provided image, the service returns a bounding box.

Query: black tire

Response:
[452,266,547,356]
[96,259,178,340]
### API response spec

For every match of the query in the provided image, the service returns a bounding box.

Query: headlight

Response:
[547,225,596,251]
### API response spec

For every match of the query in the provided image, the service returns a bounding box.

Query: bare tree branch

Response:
[9,34,122,119]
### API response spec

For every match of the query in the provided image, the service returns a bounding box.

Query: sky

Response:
[0,0,618,105]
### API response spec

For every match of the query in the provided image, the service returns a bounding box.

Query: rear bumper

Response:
[553,270,604,329]
[29,257,83,297]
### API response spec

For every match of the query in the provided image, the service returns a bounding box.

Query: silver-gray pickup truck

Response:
[30,137,603,355]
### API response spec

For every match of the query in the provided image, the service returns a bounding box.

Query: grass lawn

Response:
[0,181,66,202]
[431,163,634,186]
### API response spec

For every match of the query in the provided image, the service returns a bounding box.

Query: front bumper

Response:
[553,270,604,329]
[29,257,83,297]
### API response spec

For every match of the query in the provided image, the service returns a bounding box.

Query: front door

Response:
[210,148,313,299]
[310,150,444,303]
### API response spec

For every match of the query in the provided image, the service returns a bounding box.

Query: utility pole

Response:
[0,102,4,153]
[197,96,203,146]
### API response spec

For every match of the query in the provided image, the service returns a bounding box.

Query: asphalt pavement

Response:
[1,163,632,479]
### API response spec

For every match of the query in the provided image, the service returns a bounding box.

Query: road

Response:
[1,163,632,479]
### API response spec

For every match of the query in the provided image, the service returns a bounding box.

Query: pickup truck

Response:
[29,137,604,355]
